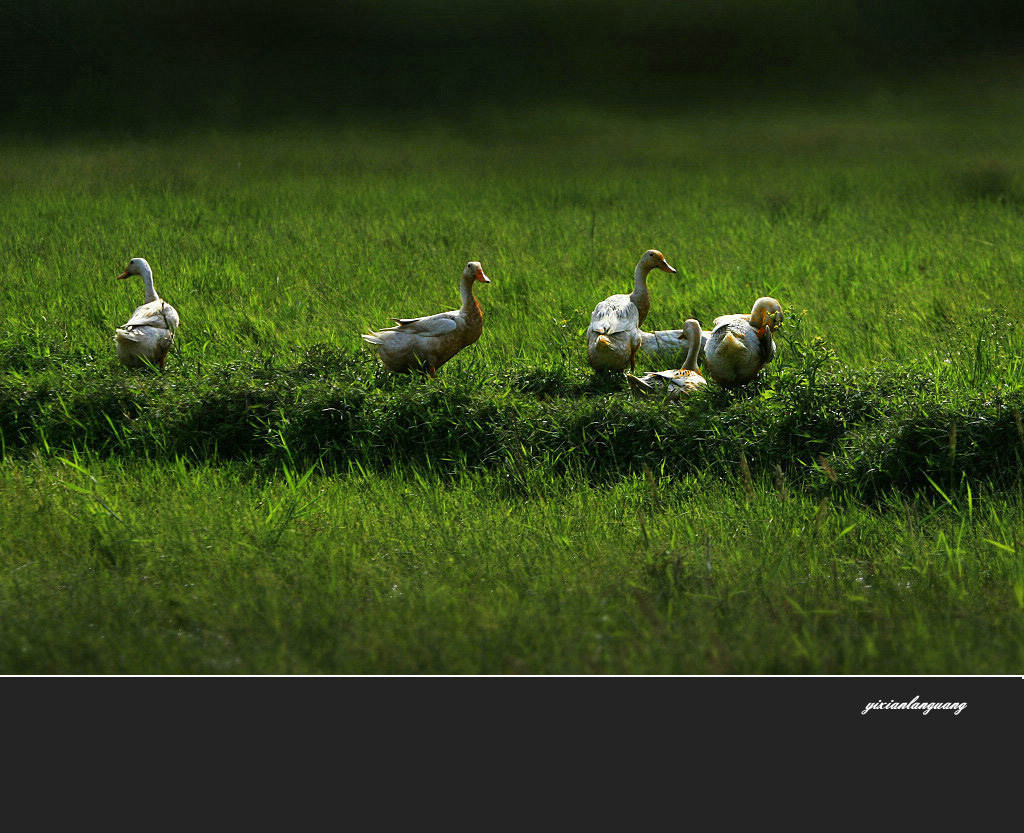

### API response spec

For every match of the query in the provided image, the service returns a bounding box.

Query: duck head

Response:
[682,318,703,343]
[640,249,677,274]
[464,261,491,284]
[116,257,152,280]
[750,297,784,335]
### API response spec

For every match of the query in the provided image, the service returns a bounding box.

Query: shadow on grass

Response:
[953,163,1024,211]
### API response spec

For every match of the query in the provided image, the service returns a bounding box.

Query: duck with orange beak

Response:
[361,261,491,377]
[113,257,180,370]
[704,297,784,386]
[586,249,676,373]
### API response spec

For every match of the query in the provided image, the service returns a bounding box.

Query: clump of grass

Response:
[842,393,1024,499]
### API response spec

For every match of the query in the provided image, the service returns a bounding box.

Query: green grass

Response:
[2,75,1024,673]
[2,457,1022,673]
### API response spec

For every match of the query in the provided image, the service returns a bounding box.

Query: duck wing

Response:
[648,369,689,382]
[589,294,639,335]
[711,312,749,330]
[123,300,179,330]
[389,311,459,337]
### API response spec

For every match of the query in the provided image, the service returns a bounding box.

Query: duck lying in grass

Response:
[638,324,710,365]
[626,319,707,399]
[704,296,784,387]
[586,249,676,372]
[361,261,491,377]
[113,257,180,370]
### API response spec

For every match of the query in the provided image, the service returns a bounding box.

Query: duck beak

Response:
[477,270,491,283]
[657,261,677,274]
[116,271,130,280]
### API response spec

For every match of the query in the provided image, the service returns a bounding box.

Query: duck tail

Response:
[626,373,655,397]
[114,327,142,344]
[719,331,745,357]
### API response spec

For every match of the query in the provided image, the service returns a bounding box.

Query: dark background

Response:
[2,0,1023,135]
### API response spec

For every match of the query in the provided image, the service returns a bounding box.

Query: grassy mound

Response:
[2,315,1021,504]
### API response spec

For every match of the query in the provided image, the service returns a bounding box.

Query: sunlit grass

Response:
[0,456,1022,673]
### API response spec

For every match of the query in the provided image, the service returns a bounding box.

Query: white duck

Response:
[361,261,491,377]
[626,319,708,399]
[113,257,180,370]
[586,249,676,372]
[638,325,710,365]
[704,297,784,387]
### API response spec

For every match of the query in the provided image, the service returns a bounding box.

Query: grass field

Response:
[2,71,1024,673]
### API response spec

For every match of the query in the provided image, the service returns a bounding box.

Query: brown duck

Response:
[361,261,491,377]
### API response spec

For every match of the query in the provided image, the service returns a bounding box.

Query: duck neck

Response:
[460,275,481,318]
[629,262,652,325]
[682,325,701,372]
[139,263,158,304]
[749,305,765,331]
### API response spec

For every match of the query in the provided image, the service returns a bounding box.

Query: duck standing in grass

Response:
[626,318,707,399]
[704,296,784,386]
[586,249,676,372]
[113,257,180,370]
[361,261,491,377]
